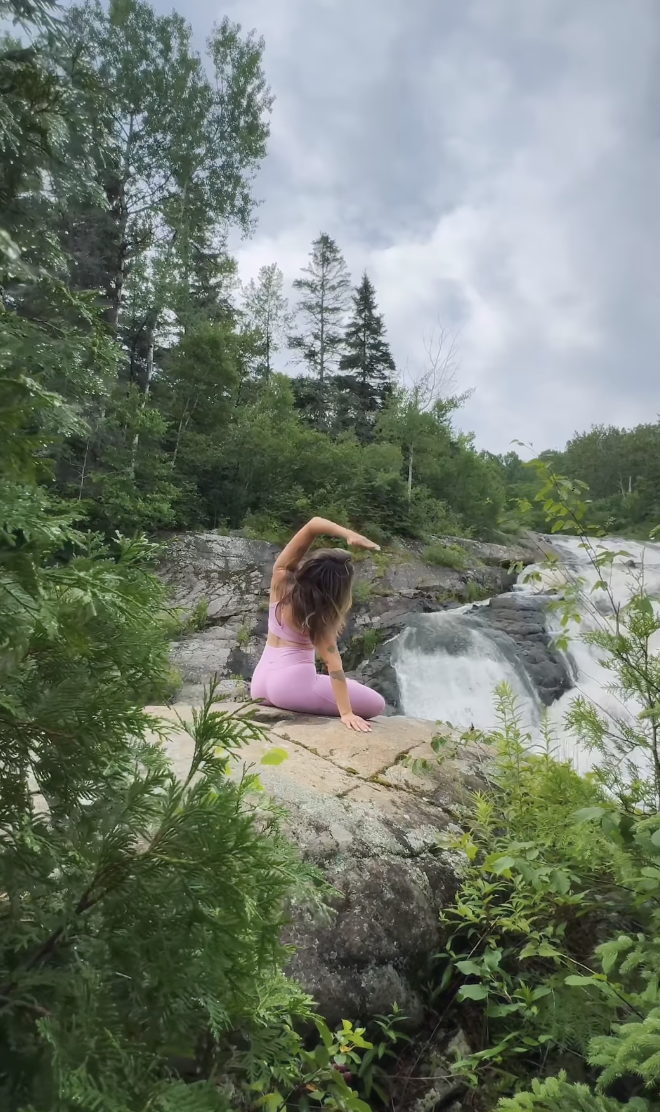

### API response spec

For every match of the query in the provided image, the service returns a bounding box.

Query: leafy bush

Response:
[465,580,491,602]
[498,1073,651,1111]
[421,542,468,569]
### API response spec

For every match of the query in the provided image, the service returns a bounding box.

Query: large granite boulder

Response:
[148,703,488,1027]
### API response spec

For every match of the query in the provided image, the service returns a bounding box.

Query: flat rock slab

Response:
[270,714,440,778]
[145,701,488,1027]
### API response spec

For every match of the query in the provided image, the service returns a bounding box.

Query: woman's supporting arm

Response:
[318,639,372,733]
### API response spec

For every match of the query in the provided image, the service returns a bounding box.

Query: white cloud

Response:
[213,0,660,451]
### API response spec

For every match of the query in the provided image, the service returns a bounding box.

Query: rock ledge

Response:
[146,703,488,1025]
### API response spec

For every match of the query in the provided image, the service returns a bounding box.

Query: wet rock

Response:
[474,594,573,705]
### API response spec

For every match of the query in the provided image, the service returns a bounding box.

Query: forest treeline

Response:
[3,0,657,548]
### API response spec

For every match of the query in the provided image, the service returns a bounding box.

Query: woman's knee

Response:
[349,682,385,719]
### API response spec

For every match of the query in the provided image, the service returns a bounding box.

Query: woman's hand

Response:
[346,531,380,551]
[340,713,372,733]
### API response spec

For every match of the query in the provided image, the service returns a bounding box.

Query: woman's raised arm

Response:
[271,517,380,593]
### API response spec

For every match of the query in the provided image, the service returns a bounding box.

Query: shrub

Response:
[421,542,467,569]
[352,580,374,605]
[465,579,491,602]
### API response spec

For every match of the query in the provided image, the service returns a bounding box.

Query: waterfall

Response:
[393,535,660,770]
[395,609,543,731]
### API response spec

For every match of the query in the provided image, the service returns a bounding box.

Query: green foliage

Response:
[288,233,351,429]
[236,622,252,648]
[498,1073,652,1111]
[341,628,383,672]
[422,542,468,569]
[242,263,293,381]
[0,48,380,1101]
[428,465,660,1110]
[438,688,623,1070]
[352,580,374,605]
[499,421,660,540]
[465,579,491,603]
[0,367,380,1107]
[1,0,513,547]
[434,682,660,1108]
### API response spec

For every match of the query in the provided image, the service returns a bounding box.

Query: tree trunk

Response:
[172,396,196,467]
[78,437,91,501]
[318,284,325,430]
[130,332,154,476]
[407,444,414,505]
[106,116,134,331]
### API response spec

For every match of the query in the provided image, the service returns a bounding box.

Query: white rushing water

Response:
[394,535,660,771]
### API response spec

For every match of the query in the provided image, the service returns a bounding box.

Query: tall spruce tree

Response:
[335,271,396,441]
[243,262,292,380]
[288,232,351,428]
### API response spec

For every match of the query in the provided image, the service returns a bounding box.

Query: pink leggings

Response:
[250,645,385,719]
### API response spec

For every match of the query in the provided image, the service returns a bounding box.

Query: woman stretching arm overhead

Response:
[250,517,386,731]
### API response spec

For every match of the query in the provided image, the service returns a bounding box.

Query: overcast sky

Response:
[161,0,660,454]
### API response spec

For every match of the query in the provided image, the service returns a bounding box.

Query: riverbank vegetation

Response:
[404,468,660,1110]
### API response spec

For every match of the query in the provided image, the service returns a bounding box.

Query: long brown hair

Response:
[276,548,354,645]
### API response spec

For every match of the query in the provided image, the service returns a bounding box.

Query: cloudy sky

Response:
[162,0,659,454]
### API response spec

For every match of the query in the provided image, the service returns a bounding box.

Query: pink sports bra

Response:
[268,602,313,647]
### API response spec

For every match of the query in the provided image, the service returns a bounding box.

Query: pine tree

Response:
[243,263,292,380]
[288,232,351,428]
[335,271,396,441]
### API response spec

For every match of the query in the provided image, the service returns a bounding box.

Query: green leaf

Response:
[573,806,607,823]
[489,855,516,875]
[565,975,597,986]
[260,747,288,766]
[348,1101,372,1112]
[483,948,502,972]
[537,941,561,959]
[457,984,489,1001]
[487,1003,523,1018]
[315,1018,334,1050]
[456,960,482,976]
[314,1044,330,1068]
[519,942,538,960]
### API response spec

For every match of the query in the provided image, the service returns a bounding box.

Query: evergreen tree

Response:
[242,262,292,379]
[288,232,351,428]
[335,271,396,441]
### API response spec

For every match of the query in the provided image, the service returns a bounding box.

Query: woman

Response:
[250,517,386,731]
